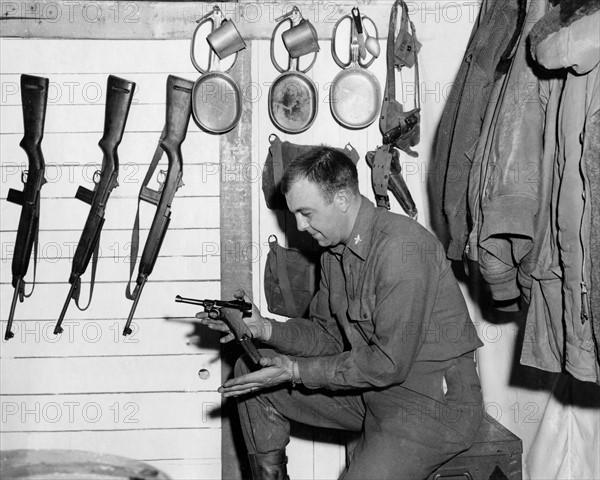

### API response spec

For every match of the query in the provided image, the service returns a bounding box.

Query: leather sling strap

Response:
[73,240,99,311]
[22,202,39,299]
[126,127,167,300]
[385,0,398,105]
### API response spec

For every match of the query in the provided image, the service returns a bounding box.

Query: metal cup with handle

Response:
[268,7,319,134]
[190,6,246,134]
[280,6,320,58]
[207,16,246,60]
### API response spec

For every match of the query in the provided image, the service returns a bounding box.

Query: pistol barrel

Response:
[174,295,206,307]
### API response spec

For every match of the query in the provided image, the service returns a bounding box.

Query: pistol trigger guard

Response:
[93,170,102,184]
[157,169,167,186]
[21,170,28,184]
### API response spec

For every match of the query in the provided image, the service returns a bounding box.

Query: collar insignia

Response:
[354,234,362,245]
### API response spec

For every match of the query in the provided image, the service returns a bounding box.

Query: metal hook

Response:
[197,5,221,23]
[275,6,302,24]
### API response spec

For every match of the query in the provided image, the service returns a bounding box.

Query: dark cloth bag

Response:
[262,134,360,210]
[264,235,320,318]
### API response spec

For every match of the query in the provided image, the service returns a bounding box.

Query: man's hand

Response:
[196,289,272,343]
[218,354,294,398]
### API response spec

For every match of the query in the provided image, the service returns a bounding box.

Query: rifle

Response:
[5,75,49,341]
[54,75,136,335]
[175,295,263,365]
[122,75,193,336]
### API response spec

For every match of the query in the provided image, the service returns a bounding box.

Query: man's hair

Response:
[280,147,359,203]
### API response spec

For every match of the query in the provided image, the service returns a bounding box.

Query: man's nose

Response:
[295,214,309,231]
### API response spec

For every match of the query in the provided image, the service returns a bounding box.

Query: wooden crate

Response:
[428,412,523,480]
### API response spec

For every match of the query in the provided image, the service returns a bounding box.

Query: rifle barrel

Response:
[54,281,78,335]
[5,278,23,340]
[123,278,146,336]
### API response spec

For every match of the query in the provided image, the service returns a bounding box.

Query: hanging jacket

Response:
[466,0,548,302]
[430,0,525,258]
[521,5,600,384]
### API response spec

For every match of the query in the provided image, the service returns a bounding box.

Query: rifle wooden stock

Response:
[123,75,193,336]
[138,76,193,280]
[54,75,136,335]
[5,74,49,341]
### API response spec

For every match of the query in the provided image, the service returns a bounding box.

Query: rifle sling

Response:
[22,203,40,299]
[126,127,167,300]
[73,239,100,311]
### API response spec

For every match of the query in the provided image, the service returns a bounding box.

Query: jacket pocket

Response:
[442,364,464,405]
[347,295,376,323]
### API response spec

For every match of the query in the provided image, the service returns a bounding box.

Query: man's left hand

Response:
[218,354,294,398]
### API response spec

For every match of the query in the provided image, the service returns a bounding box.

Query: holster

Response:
[367,0,419,217]
[380,0,421,158]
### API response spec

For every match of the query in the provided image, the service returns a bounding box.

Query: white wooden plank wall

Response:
[0,39,222,480]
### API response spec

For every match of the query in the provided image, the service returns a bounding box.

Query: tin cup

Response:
[207,19,247,60]
[282,19,320,58]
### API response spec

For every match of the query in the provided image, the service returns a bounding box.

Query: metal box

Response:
[428,412,523,480]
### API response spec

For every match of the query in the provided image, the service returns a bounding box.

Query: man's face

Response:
[285,178,347,247]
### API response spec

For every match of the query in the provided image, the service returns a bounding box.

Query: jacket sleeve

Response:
[297,236,442,390]
[532,11,600,75]
[267,253,345,356]
[477,0,545,301]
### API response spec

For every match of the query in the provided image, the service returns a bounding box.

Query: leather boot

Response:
[248,450,289,480]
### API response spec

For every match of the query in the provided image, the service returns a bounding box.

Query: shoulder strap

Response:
[385,1,399,102]
[126,127,167,300]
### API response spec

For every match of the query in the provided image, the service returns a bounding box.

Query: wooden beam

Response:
[218,42,253,480]
[1,0,479,40]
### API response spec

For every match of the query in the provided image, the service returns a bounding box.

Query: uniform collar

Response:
[330,195,375,260]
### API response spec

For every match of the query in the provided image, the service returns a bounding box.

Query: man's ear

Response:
[334,189,352,213]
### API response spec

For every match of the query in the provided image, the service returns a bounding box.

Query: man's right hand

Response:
[196,289,272,343]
